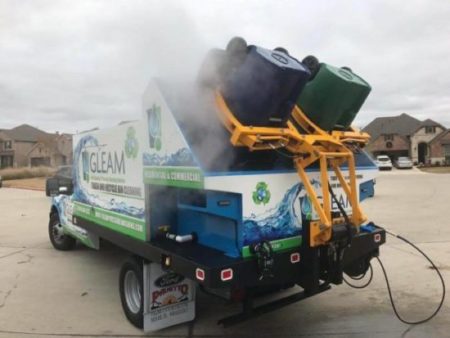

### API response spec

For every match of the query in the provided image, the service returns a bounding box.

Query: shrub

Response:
[0,166,56,180]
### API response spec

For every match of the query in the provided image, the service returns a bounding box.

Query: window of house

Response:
[444,144,450,156]
[384,134,394,141]
[5,141,12,149]
[425,126,436,134]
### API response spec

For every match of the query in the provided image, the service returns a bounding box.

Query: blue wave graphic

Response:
[143,147,196,166]
[53,195,69,224]
[73,135,145,219]
[242,180,320,245]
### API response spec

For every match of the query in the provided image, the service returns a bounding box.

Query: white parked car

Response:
[395,156,413,169]
[376,155,392,170]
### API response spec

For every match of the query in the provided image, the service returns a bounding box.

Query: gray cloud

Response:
[0,0,449,133]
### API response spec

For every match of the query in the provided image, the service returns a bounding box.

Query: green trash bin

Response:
[296,63,371,131]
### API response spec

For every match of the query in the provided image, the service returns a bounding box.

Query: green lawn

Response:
[419,166,450,174]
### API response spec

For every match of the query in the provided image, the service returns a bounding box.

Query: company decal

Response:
[124,126,139,159]
[79,132,142,199]
[151,283,190,310]
[252,181,271,205]
[84,150,125,175]
[146,262,195,330]
[73,201,145,240]
[147,103,162,151]
[154,272,185,288]
[143,166,204,189]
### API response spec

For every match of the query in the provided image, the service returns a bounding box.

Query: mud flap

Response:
[143,262,196,332]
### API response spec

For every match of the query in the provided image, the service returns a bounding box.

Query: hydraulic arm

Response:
[215,91,371,247]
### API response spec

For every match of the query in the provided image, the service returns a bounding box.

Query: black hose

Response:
[270,141,445,324]
[328,182,354,245]
[328,182,350,225]
[344,230,446,325]
[376,230,446,325]
[343,264,373,289]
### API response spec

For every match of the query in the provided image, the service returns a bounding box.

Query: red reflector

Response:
[221,268,233,281]
[374,234,381,243]
[195,268,205,281]
[290,252,300,263]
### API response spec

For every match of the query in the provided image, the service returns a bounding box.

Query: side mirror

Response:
[46,178,59,197]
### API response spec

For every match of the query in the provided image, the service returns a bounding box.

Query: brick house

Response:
[0,124,72,168]
[429,130,450,165]
[410,119,446,164]
[27,133,73,167]
[363,113,448,164]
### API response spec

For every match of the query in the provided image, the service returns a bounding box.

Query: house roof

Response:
[421,118,442,127]
[362,113,421,140]
[26,140,63,157]
[429,129,450,145]
[411,118,447,135]
[2,124,51,142]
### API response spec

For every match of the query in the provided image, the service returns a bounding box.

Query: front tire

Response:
[49,212,76,250]
[119,256,144,329]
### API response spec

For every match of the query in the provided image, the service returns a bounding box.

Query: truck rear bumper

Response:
[74,215,385,289]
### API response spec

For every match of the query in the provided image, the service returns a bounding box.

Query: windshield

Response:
[377,156,390,162]
[398,157,410,161]
[57,166,72,178]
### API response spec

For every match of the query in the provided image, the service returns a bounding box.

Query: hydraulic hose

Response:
[344,229,446,325]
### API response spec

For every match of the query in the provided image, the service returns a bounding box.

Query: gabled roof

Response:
[411,118,447,135]
[2,124,51,142]
[421,118,442,127]
[429,129,450,145]
[363,113,421,140]
[26,140,63,157]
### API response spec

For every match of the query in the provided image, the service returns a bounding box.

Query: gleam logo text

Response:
[88,151,125,175]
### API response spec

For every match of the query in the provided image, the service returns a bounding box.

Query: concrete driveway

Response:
[0,170,449,337]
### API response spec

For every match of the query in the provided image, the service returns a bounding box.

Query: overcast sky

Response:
[1,0,450,133]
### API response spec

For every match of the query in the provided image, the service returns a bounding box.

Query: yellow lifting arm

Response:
[215,91,370,247]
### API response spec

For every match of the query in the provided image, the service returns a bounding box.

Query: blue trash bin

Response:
[223,46,310,127]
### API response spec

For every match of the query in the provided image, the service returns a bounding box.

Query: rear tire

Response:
[119,256,144,329]
[49,212,76,250]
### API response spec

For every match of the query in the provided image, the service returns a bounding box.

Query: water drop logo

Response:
[81,150,90,183]
[147,104,162,151]
[252,182,271,205]
[125,127,139,159]
[300,195,313,220]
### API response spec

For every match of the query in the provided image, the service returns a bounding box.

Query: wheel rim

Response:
[124,270,141,314]
[51,221,66,244]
